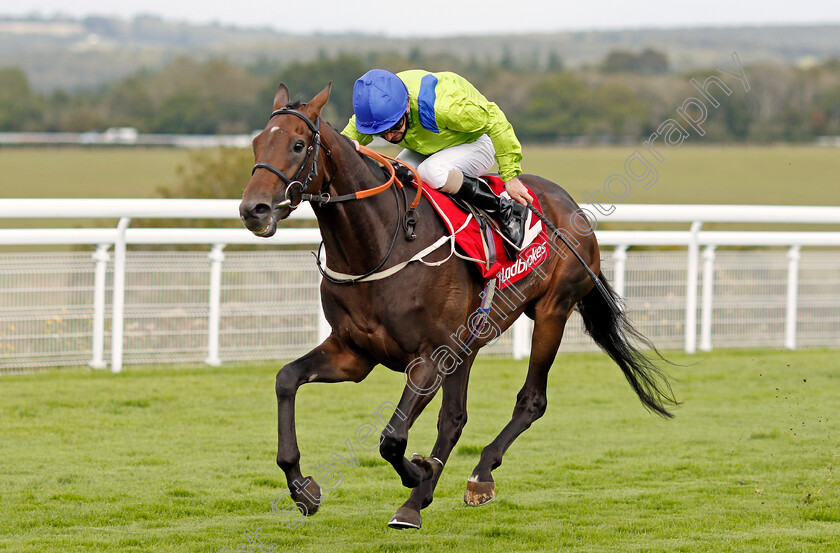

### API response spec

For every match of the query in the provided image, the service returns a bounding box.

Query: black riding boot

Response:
[454,175,528,258]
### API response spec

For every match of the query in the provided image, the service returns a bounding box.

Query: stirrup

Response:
[454,175,527,259]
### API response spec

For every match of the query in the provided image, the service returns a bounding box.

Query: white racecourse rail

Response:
[1,200,839,374]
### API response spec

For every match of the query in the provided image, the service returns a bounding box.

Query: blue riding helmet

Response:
[352,69,409,134]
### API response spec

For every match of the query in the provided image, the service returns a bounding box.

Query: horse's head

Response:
[240,83,331,237]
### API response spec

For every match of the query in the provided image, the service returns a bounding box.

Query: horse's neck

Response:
[315,128,402,273]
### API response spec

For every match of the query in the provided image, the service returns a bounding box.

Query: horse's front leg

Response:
[379,354,447,491]
[275,334,375,515]
[388,354,475,529]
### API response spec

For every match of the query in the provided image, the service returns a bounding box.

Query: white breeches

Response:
[396,134,496,189]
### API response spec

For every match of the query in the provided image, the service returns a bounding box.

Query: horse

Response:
[239,82,676,529]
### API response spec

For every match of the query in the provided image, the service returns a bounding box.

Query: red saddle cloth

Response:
[420,175,549,289]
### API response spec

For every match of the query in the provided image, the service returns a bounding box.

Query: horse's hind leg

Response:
[389,356,475,529]
[465,308,569,506]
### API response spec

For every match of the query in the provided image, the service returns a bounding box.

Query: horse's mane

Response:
[333,131,392,182]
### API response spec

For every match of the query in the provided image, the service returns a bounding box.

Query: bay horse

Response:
[239,83,676,529]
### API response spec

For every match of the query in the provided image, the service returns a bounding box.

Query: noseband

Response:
[251,108,332,209]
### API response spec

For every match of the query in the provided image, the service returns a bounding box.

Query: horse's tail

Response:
[577,272,678,418]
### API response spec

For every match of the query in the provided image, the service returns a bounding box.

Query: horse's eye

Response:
[293,141,305,153]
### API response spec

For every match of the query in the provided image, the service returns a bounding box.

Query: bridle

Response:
[251,106,425,284]
[251,107,423,211]
[251,108,334,209]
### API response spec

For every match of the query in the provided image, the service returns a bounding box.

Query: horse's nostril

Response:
[253,203,271,217]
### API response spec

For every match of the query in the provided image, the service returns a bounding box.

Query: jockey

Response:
[341,69,533,256]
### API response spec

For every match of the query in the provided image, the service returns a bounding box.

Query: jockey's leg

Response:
[405,135,526,257]
[411,134,526,257]
[449,172,528,258]
[413,134,496,188]
[395,148,427,172]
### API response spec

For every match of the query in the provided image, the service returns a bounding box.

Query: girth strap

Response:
[315,234,453,283]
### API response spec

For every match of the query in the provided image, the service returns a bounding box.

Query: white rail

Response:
[4,199,840,223]
[2,200,840,372]
[0,198,314,221]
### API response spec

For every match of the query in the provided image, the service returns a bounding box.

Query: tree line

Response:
[1,49,840,143]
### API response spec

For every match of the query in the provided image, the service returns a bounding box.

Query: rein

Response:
[354,146,424,210]
[302,144,423,215]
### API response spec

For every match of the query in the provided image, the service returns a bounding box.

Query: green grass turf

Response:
[1,349,838,552]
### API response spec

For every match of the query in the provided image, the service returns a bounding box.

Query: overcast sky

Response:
[2,0,838,36]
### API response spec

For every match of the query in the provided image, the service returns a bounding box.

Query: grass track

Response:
[2,349,839,552]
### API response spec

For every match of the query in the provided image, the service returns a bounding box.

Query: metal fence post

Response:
[111,217,130,373]
[612,245,628,299]
[512,315,531,360]
[785,245,801,350]
[206,244,226,366]
[316,248,331,343]
[699,245,717,352]
[89,244,110,369]
[685,221,703,354]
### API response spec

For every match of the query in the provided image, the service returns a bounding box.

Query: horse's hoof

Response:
[290,475,322,516]
[410,453,443,481]
[464,477,496,506]
[388,506,422,529]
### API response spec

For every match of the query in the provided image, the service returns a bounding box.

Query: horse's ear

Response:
[273,83,290,110]
[306,82,332,116]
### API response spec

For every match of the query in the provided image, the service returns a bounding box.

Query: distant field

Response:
[1,350,838,552]
[0,147,190,199]
[1,144,838,206]
[523,144,840,207]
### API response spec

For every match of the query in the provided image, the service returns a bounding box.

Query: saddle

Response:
[415,174,549,289]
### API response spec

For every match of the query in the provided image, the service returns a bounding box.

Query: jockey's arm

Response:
[340,115,375,146]
[434,80,523,182]
[436,89,531,205]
